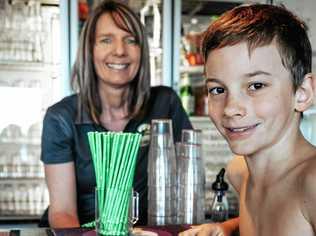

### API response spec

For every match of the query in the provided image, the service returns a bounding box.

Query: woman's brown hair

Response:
[71,0,151,123]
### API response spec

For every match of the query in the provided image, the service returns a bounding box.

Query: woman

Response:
[40,0,192,228]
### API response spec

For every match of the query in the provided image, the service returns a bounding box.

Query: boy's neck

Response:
[244,129,313,187]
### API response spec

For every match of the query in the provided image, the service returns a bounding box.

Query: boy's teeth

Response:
[230,124,258,132]
[107,63,127,69]
[231,127,248,132]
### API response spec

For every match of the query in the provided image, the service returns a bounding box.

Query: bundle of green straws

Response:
[87,131,142,235]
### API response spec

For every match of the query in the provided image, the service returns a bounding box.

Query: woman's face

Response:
[93,13,141,88]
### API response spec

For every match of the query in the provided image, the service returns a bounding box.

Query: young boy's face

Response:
[205,42,298,156]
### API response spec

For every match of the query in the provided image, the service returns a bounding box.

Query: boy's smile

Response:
[205,42,299,156]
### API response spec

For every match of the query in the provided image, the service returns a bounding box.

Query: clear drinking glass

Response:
[95,187,139,236]
[176,129,205,224]
[147,119,177,225]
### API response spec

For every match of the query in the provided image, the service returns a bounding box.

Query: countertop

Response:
[0,225,192,236]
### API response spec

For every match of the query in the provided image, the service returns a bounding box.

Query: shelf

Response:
[0,215,41,221]
[0,61,57,73]
[189,116,210,122]
[0,139,41,146]
[11,0,58,5]
[0,178,45,184]
[41,0,59,5]
[180,65,204,74]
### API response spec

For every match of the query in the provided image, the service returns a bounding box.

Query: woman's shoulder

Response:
[150,85,177,97]
[45,94,78,120]
[147,86,181,110]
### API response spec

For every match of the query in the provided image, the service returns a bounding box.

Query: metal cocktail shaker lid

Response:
[151,119,172,135]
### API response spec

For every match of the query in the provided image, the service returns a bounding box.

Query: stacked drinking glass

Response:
[176,129,205,224]
[147,119,177,225]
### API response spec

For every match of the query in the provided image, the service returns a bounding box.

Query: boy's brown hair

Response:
[201,4,312,91]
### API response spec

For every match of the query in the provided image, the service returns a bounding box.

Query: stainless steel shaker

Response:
[176,129,205,224]
[147,119,177,225]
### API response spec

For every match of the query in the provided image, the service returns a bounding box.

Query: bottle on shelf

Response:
[181,18,204,67]
[180,73,195,116]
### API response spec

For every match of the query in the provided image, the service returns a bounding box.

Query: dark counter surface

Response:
[0,225,192,236]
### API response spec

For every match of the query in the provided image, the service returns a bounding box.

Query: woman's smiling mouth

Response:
[106,63,129,70]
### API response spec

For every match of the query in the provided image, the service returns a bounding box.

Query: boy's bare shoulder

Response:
[299,152,316,228]
[227,155,248,193]
[300,150,316,183]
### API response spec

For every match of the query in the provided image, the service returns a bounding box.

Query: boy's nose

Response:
[223,94,246,118]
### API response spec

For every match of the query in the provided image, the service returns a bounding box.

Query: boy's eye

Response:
[208,87,225,95]
[249,82,265,91]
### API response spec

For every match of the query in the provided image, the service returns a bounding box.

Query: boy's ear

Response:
[294,73,315,112]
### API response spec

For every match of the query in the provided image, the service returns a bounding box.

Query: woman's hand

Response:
[179,223,231,236]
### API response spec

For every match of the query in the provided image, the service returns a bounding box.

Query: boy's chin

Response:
[228,142,256,156]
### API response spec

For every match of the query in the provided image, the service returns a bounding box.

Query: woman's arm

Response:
[45,162,80,228]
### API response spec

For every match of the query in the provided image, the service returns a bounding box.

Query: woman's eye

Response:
[100,38,111,44]
[249,82,265,91]
[125,37,137,44]
[208,87,225,95]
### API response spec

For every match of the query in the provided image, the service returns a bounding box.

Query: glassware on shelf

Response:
[10,151,21,178]
[0,0,45,63]
[0,124,23,143]
[0,150,7,178]
[27,122,42,144]
[0,123,43,179]
[0,182,48,216]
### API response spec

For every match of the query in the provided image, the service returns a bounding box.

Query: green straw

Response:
[87,131,142,234]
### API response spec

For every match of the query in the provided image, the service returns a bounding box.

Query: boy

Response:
[180,4,316,236]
